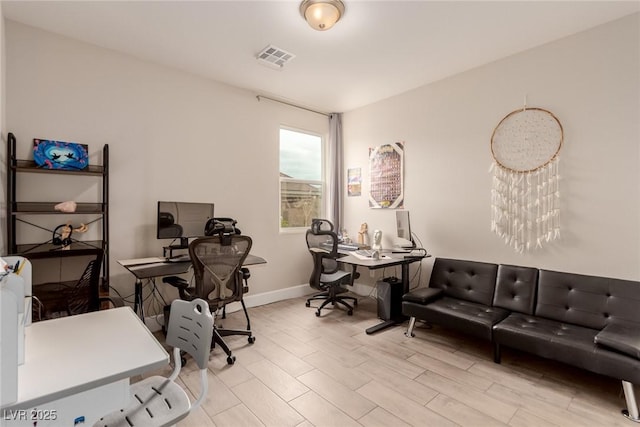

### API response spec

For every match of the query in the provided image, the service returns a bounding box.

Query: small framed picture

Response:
[348,167,362,197]
[33,139,89,170]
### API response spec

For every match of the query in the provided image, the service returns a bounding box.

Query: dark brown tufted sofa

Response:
[402,257,640,421]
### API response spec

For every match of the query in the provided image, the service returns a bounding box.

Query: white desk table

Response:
[338,253,429,334]
[1,307,169,426]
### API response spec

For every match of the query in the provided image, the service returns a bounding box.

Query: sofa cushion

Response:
[403,287,443,304]
[493,264,538,315]
[405,296,509,340]
[595,322,640,359]
[536,270,640,330]
[429,258,499,306]
[493,312,598,358]
[494,312,640,383]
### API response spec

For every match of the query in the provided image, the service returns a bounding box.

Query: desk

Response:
[1,306,168,426]
[119,254,267,321]
[338,253,427,334]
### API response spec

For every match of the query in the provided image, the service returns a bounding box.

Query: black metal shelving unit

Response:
[6,132,110,291]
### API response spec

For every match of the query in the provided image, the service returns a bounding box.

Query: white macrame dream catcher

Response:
[490,107,563,253]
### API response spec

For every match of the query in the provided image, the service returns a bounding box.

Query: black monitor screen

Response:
[157,201,215,242]
[396,210,414,248]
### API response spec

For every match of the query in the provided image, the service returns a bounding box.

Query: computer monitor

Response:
[396,210,415,249]
[157,201,215,248]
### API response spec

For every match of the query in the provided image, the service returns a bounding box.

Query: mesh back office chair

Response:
[305,219,358,316]
[202,218,252,321]
[164,234,254,365]
[94,298,214,427]
[32,250,121,320]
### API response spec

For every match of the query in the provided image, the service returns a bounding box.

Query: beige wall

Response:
[4,21,329,308]
[3,12,639,316]
[343,13,640,282]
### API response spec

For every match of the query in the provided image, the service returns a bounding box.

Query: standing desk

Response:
[119,254,267,321]
[1,306,168,426]
[338,253,427,334]
[118,257,191,322]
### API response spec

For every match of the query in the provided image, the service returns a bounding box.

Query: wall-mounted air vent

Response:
[257,45,295,70]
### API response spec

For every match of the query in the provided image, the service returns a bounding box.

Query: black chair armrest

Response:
[240,268,250,293]
[163,276,190,290]
[595,322,640,359]
[403,287,444,304]
[162,276,194,300]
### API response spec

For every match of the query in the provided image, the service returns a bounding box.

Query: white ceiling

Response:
[3,1,639,113]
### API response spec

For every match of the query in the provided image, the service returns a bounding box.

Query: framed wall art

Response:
[369,142,404,209]
[33,139,89,170]
[347,167,362,197]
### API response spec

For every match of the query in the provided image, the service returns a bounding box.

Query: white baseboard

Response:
[144,282,374,333]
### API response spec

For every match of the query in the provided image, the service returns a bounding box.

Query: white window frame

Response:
[279,126,326,233]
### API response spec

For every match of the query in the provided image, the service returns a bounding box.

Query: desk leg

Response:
[133,279,144,322]
[366,319,398,334]
[349,265,358,285]
[401,262,410,294]
[365,262,410,335]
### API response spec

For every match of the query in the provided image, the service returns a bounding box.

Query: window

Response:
[280,127,324,230]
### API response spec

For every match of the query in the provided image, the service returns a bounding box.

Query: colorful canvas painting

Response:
[33,139,89,170]
[348,167,362,197]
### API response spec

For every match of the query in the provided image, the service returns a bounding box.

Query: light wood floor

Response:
[143,295,631,427]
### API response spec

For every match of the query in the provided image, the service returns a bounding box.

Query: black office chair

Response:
[164,234,254,365]
[204,217,252,321]
[32,250,122,320]
[305,219,358,316]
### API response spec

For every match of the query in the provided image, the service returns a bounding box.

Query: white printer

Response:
[0,256,32,407]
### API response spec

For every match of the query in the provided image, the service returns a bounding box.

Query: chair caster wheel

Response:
[305,301,310,307]
[347,310,353,316]
[248,336,255,344]
[227,355,236,365]
[178,350,187,367]
[315,310,321,317]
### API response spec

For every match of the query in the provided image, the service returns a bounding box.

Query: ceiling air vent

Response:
[257,45,295,70]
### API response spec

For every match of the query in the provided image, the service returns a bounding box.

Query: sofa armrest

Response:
[403,287,443,304]
[595,322,640,359]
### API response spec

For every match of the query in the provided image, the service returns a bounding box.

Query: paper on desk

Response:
[118,257,166,267]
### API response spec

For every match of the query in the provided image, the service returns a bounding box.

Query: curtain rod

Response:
[256,95,330,117]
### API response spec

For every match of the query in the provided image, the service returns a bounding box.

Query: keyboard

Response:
[337,243,359,251]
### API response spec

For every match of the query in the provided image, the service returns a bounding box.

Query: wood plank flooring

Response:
[141,295,631,426]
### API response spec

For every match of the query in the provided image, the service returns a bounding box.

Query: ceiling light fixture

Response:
[299,0,345,31]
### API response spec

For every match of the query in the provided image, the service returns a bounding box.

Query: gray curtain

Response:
[328,113,343,232]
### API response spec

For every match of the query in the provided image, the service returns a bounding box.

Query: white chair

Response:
[94,298,213,427]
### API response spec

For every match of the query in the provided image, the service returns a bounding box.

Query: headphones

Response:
[52,223,73,247]
[204,218,240,237]
[204,218,241,246]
